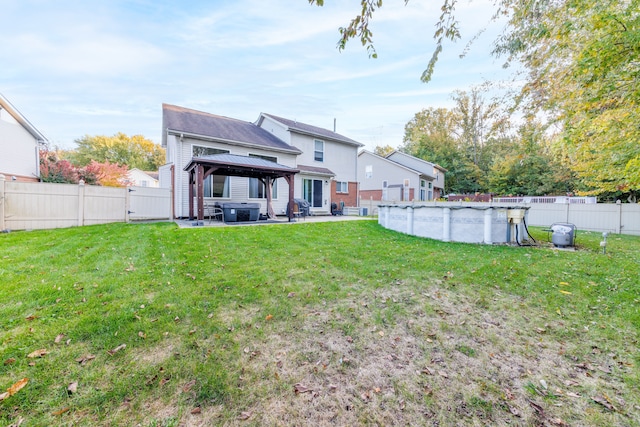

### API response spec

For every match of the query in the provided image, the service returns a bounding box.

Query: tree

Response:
[311,0,640,199]
[373,144,395,157]
[39,149,130,187]
[67,133,165,171]
[401,90,512,194]
[494,0,640,198]
[308,0,460,82]
[81,161,131,187]
[401,107,485,194]
[39,150,79,184]
[487,121,575,196]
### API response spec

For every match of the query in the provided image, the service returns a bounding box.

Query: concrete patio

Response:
[175,214,374,228]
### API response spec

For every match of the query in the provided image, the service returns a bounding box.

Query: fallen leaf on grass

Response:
[67,382,78,394]
[190,407,201,414]
[293,383,313,394]
[25,315,37,321]
[125,264,135,272]
[75,354,96,365]
[287,292,296,298]
[54,333,65,344]
[0,378,29,401]
[4,358,16,365]
[27,349,47,358]
[52,407,70,416]
[159,377,171,386]
[527,399,545,416]
[107,344,126,355]
[238,410,253,420]
[182,380,196,393]
[592,395,617,411]
[138,331,146,339]
[265,314,273,321]
[559,290,572,295]
[508,405,521,417]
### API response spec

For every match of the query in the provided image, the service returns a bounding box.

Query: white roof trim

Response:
[0,93,47,143]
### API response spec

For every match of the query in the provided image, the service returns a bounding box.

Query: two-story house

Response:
[159,104,363,219]
[256,114,362,214]
[358,150,446,202]
[0,93,47,182]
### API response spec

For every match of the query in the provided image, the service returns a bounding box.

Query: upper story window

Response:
[365,165,373,179]
[314,139,324,162]
[193,146,230,198]
[193,146,228,157]
[336,181,348,193]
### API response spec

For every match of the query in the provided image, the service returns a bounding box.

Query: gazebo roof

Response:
[184,153,299,179]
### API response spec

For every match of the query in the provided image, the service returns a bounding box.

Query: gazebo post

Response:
[196,165,205,221]
[285,173,294,222]
[188,170,194,220]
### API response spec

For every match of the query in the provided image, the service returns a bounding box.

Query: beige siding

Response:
[175,137,297,218]
[0,111,40,179]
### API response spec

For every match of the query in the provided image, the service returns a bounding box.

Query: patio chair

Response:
[292,203,304,221]
[207,206,224,223]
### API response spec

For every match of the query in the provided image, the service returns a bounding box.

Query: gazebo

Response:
[183,153,299,222]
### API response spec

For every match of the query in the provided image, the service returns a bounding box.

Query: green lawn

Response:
[1,221,638,426]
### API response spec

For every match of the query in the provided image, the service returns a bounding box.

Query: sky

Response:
[1,0,517,152]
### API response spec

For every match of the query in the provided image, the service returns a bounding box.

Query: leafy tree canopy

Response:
[311,0,639,199]
[67,133,165,171]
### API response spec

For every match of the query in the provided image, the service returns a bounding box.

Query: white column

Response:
[407,206,414,235]
[484,208,493,244]
[443,207,451,242]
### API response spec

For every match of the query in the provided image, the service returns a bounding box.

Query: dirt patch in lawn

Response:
[187,281,639,426]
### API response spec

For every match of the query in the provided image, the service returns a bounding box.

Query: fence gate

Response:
[127,186,171,221]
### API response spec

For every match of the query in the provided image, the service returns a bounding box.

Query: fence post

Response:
[616,200,622,234]
[125,187,131,223]
[78,180,85,227]
[0,174,5,231]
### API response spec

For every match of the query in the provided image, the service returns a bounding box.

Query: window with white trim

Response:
[248,154,278,199]
[365,165,373,179]
[314,139,324,162]
[192,146,230,198]
[336,181,348,193]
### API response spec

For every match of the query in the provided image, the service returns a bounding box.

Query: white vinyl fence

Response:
[526,202,640,236]
[0,175,171,231]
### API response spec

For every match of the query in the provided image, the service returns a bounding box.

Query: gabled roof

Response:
[258,113,364,147]
[162,104,301,154]
[0,93,47,143]
[359,150,433,179]
[386,150,447,172]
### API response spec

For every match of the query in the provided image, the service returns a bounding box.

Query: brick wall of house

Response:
[331,181,359,207]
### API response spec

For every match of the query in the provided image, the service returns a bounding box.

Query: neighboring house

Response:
[358,150,446,202]
[256,113,363,213]
[0,93,47,182]
[128,168,159,187]
[385,151,446,200]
